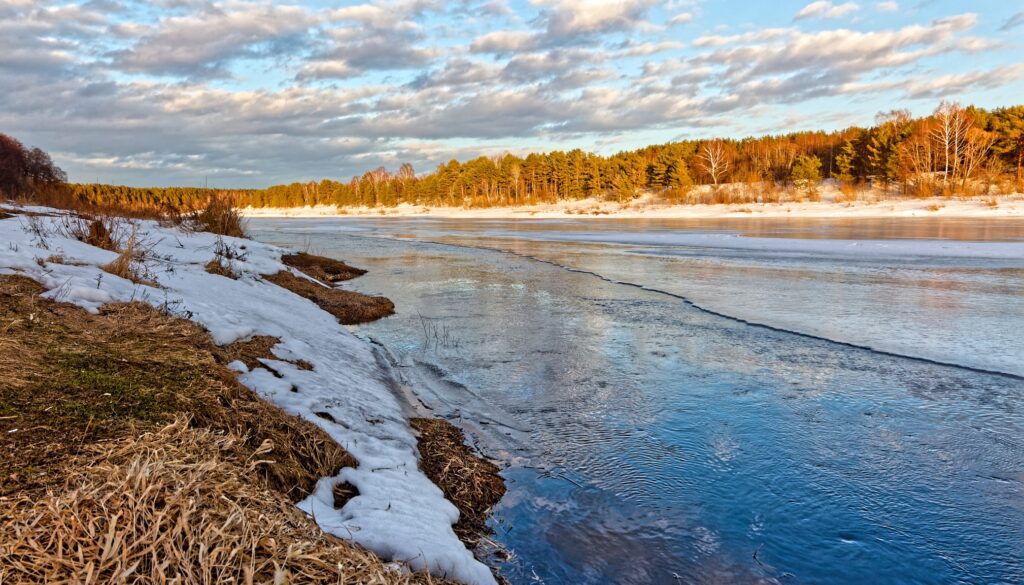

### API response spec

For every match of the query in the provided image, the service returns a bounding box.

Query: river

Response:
[250,216,1024,585]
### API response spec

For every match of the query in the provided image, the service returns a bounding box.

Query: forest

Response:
[4,101,1024,212]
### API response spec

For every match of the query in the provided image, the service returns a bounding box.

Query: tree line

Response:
[4,101,1023,212]
[222,101,1024,208]
[0,133,67,198]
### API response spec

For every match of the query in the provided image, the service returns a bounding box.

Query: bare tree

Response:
[959,128,995,191]
[698,141,730,185]
[930,101,972,185]
[397,162,415,181]
[903,132,934,180]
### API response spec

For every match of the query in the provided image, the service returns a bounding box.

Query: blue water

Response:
[251,218,1024,585]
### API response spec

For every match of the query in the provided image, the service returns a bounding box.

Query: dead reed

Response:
[0,419,450,585]
[280,252,367,284]
[266,270,395,325]
[410,418,506,547]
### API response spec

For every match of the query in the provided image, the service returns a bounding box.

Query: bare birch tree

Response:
[698,141,730,185]
[959,128,995,191]
[930,101,972,185]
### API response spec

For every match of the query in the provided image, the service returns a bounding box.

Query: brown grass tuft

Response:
[188,194,247,238]
[266,270,395,325]
[281,252,366,284]
[102,232,154,285]
[410,418,506,547]
[85,217,117,250]
[204,257,238,279]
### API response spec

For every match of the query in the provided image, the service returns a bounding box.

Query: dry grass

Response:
[203,237,249,279]
[266,270,395,325]
[102,232,155,285]
[187,195,247,238]
[48,214,136,252]
[0,275,350,501]
[410,418,506,547]
[0,273,457,584]
[204,257,238,279]
[925,203,944,212]
[985,197,999,208]
[0,420,451,585]
[217,334,314,372]
[281,252,366,284]
[833,185,860,203]
[85,217,118,250]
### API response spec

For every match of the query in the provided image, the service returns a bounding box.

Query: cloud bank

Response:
[2,0,1022,186]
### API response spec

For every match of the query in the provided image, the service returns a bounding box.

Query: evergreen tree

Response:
[664,157,692,188]
[990,106,1024,180]
[790,155,822,191]
[834,140,858,184]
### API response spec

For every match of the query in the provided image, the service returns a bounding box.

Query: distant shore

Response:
[242,192,1024,220]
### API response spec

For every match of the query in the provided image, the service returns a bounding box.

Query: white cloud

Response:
[109,2,317,78]
[1,0,1021,187]
[531,0,659,39]
[899,63,1024,99]
[876,2,898,12]
[470,30,537,54]
[692,28,792,48]
[299,3,439,80]
[795,1,860,20]
[668,12,693,26]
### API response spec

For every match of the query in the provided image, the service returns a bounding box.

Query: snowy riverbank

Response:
[0,204,496,585]
[242,191,1024,220]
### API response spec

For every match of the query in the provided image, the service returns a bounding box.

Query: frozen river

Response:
[251,217,1024,585]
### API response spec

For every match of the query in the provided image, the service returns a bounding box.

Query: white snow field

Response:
[241,187,1024,220]
[0,205,496,585]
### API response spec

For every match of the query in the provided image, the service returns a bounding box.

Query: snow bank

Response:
[241,191,1024,220]
[0,206,496,585]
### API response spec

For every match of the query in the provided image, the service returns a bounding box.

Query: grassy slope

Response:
[0,270,455,583]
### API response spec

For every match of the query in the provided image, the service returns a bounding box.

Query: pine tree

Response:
[664,158,692,188]
[790,155,822,191]
[834,140,857,184]
[990,106,1024,181]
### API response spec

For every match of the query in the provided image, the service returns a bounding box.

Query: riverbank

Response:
[242,189,1024,220]
[0,203,502,584]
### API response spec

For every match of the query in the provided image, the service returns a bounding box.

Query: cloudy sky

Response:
[3,0,1023,187]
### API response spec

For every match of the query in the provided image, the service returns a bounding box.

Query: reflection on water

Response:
[376,216,1024,242]
[251,218,1024,585]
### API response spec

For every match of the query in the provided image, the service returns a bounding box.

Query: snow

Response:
[241,187,1024,220]
[0,205,496,585]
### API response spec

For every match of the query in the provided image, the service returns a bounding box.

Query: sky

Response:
[2,0,1023,188]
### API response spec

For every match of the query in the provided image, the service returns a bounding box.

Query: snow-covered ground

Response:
[0,205,496,585]
[242,188,1024,220]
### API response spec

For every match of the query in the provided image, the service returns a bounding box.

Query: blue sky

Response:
[2,0,1023,187]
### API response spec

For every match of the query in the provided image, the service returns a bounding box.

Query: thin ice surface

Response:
[0,206,495,585]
